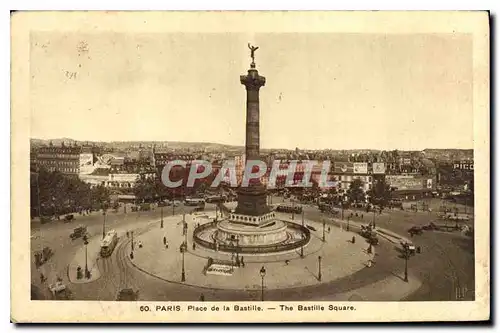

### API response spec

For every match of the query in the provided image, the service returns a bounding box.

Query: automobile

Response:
[49,281,66,295]
[70,225,88,240]
[117,288,139,301]
[63,214,75,223]
[306,225,317,231]
[408,226,423,236]
[34,246,54,267]
[172,200,181,207]
[157,201,170,207]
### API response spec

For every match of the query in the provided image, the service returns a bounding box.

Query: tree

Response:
[31,167,96,217]
[347,178,365,203]
[368,178,392,209]
[91,185,110,208]
[133,177,156,203]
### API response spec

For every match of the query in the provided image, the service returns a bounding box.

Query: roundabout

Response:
[125,211,375,290]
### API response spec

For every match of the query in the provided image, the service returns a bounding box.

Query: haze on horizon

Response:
[30,32,473,151]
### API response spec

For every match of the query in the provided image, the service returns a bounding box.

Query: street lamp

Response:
[102,208,107,239]
[259,266,266,301]
[160,205,164,228]
[403,246,410,282]
[181,246,186,282]
[83,235,90,279]
[318,256,322,281]
[291,198,295,220]
[322,219,326,242]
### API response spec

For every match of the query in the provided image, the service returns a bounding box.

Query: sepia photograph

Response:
[11,11,490,323]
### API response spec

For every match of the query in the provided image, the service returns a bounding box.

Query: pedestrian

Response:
[352,236,356,244]
[241,256,245,267]
[361,214,364,219]
[163,236,166,245]
[192,242,196,251]
[165,241,169,249]
[328,226,331,233]
[285,260,290,265]
[40,272,45,283]
[200,293,205,301]
[126,231,130,238]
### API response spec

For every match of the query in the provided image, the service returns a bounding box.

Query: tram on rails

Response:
[100,230,118,257]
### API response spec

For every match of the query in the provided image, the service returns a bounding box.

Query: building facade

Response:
[35,143,82,175]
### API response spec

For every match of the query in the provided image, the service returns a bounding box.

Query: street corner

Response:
[68,236,102,284]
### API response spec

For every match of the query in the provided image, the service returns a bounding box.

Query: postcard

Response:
[11,11,489,323]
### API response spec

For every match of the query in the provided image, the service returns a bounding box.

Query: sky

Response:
[29,32,473,150]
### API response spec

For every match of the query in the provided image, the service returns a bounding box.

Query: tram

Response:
[100,230,118,257]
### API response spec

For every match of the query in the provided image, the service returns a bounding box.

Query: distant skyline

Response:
[30,137,473,153]
[30,32,473,150]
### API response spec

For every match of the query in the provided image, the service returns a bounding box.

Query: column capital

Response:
[240,69,266,90]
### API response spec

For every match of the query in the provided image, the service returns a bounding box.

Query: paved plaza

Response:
[30,198,473,301]
[130,212,374,290]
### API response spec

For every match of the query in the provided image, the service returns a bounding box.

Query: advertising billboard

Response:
[372,162,386,174]
[386,175,424,190]
[334,162,354,173]
[353,162,368,174]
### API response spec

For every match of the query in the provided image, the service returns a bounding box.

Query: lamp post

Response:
[102,208,106,239]
[259,266,266,301]
[83,235,90,279]
[403,246,409,282]
[291,198,295,220]
[318,256,322,281]
[160,205,164,228]
[322,219,326,242]
[181,247,186,282]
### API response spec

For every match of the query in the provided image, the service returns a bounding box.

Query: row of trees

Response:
[30,168,110,218]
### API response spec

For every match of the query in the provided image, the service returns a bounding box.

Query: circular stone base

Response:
[216,219,288,246]
[194,218,310,254]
